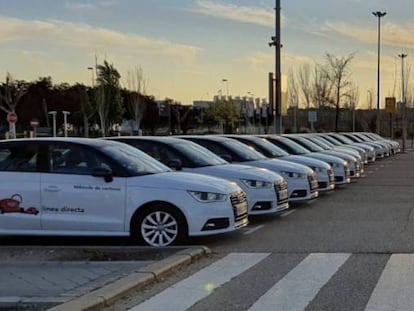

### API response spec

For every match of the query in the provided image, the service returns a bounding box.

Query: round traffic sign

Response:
[7,112,17,123]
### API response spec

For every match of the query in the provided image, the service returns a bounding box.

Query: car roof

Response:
[177,135,232,142]
[0,137,122,148]
[105,136,185,145]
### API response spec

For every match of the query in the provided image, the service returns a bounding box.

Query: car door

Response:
[40,142,127,233]
[0,142,41,231]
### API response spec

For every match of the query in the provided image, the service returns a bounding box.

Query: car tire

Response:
[131,203,188,247]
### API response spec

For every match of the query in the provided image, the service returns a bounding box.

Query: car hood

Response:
[240,158,313,174]
[185,164,284,182]
[281,155,331,169]
[127,171,241,193]
[321,150,358,162]
[303,153,346,165]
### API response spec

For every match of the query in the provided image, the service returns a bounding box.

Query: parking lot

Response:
[0,140,412,311]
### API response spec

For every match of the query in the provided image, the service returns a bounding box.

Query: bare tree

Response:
[312,63,333,109]
[324,53,354,131]
[0,73,27,114]
[287,69,299,132]
[126,67,148,134]
[297,64,312,109]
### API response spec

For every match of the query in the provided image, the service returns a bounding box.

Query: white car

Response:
[225,135,335,192]
[105,136,289,215]
[179,136,319,202]
[0,138,248,247]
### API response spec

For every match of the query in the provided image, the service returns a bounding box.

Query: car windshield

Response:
[332,134,355,144]
[320,135,342,146]
[287,136,324,152]
[99,143,171,175]
[246,137,290,157]
[304,136,332,149]
[174,142,228,166]
[222,139,268,161]
[272,137,311,155]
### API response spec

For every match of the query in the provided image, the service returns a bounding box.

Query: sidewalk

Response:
[0,246,210,311]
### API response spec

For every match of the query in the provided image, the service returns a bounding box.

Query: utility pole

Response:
[373,11,386,134]
[399,53,407,152]
[269,0,282,134]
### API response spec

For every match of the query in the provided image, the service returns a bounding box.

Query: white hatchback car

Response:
[0,138,248,247]
[105,136,289,215]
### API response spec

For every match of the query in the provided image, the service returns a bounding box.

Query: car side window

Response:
[0,144,39,172]
[49,144,112,175]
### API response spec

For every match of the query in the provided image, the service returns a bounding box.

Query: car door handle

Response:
[44,186,62,192]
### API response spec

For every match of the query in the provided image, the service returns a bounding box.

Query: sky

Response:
[0,0,413,108]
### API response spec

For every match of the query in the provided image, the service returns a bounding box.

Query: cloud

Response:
[0,16,201,65]
[193,0,285,28]
[323,20,414,49]
[64,1,117,11]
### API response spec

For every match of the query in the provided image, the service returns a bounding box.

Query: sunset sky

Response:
[0,0,412,107]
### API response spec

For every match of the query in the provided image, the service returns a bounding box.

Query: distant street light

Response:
[222,79,229,96]
[87,67,95,87]
[372,11,387,134]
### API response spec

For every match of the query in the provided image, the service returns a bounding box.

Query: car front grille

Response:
[308,173,319,192]
[328,168,335,184]
[230,191,248,223]
[274,180,288,205]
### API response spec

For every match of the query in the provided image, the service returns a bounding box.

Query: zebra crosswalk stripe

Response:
[128,252,270,311]
[248,253,351,311]
[365,254,414,311]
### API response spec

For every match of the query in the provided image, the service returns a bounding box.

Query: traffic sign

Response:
[385,97,396,114]
[30,118,39,128]
[7,112,17,123]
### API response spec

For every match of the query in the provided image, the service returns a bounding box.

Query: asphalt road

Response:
[104,148,414,311]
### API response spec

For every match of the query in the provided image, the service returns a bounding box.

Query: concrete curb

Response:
[46,246,211,311]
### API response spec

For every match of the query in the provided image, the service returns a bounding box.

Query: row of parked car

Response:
[0,132,399,247]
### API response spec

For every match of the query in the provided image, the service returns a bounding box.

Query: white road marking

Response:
[247,253,351,311]
[128,252,270,311]
[243,225,265,235]
[365,254,414,311]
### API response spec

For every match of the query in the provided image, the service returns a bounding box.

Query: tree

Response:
[205,99,240,133]
[297,64,312,109]
[324,53,354,132]
[95,60,123,136]
[312,63,333,109]
[126,67,148,134]
[74,84,94,137]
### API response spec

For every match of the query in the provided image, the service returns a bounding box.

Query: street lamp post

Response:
[269,0,282,134]
[398,53,408,152]
[87,67,95,87]
[372,11,387,134]
[48,111,57,137]
[62,111,71,137]
[222,79,229,97]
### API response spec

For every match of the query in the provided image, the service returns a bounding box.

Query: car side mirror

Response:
[219,154,232,163]
[92,167,113,183]
[167,158,182,171]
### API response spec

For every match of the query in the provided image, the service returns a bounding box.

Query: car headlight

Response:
[241,179,272,188]
[280,171,306,179]
[187,191,227,203]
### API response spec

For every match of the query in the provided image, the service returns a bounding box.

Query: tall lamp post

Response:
[87,67,95,87]
[222,79,229,97]
[372,11,386,134]
[398,53,408,152]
